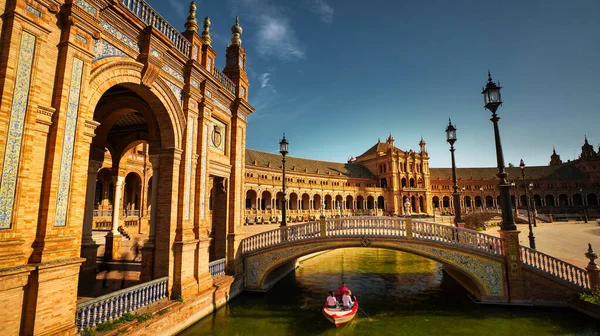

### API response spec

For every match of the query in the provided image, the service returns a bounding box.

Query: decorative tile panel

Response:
[55,58,84,227]
[150,48,161,59]
[212,98,231,114]
[26,4,41,17]
[99,20,138,50]
[93,39,127,62]
[193,45,199,60]
[200,124,208,219]
[162,65,184,83]
[164,79,182,106]
[206,90,212,98]
[183,118,194,220]
[0,32,36,229]
[75,0,97,16]
[191,79,199,89]
[206,57,212,72]
[76,34,88,44]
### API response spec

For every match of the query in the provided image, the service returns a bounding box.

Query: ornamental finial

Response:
[231,16,243,46]
[487,70,492,82]
[202,16,212,45]
[185,2,198,32]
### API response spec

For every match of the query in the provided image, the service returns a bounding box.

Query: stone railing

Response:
[241,217,504,257]
[93,210,113,217]
[121,0,191,56]
[213,68,236,95]
[75,276,168,332]
[208,258,226,278]
[93,221,112,230]
[520,246,589,289]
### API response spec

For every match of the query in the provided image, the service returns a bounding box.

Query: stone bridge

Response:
[241,217,594,305]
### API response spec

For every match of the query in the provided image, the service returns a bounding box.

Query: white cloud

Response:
[230,0,306,61]
[308,0,334,24]
[258,73,271,88]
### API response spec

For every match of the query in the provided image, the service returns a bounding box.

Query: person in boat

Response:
[342,290,354,310]
[336,282,349,300]
[326,291,338,309]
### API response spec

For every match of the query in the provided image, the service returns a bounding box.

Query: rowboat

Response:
[322,298,359,327]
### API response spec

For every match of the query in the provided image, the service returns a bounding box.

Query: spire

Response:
[231,16,243,46]
[550,146,562,166]
[585,134,589,145]
[553,146,556,154]
[202,16,212,45]
[184,1,198,32]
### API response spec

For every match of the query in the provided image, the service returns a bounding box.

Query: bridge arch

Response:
[245,238,506,302]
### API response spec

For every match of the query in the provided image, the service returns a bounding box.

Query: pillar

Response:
[105,175,124,261]
[80,160,103,278]
[141,155,159,282]
[585,244,600,289]
[499,230,525,302]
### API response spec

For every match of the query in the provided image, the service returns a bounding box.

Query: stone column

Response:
[499,230,524,303]
[141,155,159,282]
[80,160,103,277]
[105,175,124,261]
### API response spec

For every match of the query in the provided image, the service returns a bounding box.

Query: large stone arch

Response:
[245,238,506,302]
[84,58,184,150]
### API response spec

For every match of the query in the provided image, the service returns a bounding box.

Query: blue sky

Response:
[146,0,600,168]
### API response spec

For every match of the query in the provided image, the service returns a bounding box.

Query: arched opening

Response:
[262,190,272,210]
[276,192,284,210]
[534,194,542,207]
[409,178,415,188]
[485,196,494,208]
[464,196,471,208]
[246,190,257,209]
[419,196,424,212]
[572,194,583,207]
[123,172,142,217]
[367,196,375,210]
[301,193,310,210]
[325,195,333,210]
[380,178,387,188]
[314,194,322,210]
[475,196,482,208]
[335,195,344,211]
[289,193,298,210]
[417,178,424,188]
[442,196,450,208]
[520,195,528,208]
[377,196,385,210]
[432,196,440,208]
[545,194,555,207]
[401,178,407,188]
[496,195,501,207]
[587,193,598,206]
[411,196,416,212]
[558,194,569,208]
[346,195,354,210]
[357,195,364,210]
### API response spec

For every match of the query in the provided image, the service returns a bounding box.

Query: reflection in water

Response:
[180,248,599,336]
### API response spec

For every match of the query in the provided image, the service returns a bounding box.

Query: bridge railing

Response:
[325,217,405,238]
[75,276,168,332]
[242,221,320,253]
[412,220,504,256]
[209,258,226,278]
[520,246,589,289]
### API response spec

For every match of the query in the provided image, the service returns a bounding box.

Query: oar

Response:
[358,306,372,320]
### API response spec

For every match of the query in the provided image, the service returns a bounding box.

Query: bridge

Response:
[241,216,593,305]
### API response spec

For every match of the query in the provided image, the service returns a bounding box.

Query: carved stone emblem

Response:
[212,124,222,148]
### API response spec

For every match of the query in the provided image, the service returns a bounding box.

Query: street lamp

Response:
[479,187,484,212]
[279,134,288,227]
[580,188,588,223]
[446,119,462,227]
[528,183,538,228]
[482,72,517,231]
[510,182,518,220]
[519,159,536,249]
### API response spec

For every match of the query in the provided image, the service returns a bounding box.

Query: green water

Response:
[180,248,599,336]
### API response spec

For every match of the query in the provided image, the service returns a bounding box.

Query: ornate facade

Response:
[244,137,600,223]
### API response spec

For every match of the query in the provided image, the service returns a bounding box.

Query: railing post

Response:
[499,229,525,302]
[585,243,600,289]
[320,215,327,237]
[406,217,413,238]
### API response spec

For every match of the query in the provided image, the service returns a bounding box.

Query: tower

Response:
[223,17,249,100]
[419,136,427,154]
[549,146,562,166]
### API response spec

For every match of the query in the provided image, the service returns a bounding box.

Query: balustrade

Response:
[209,258,226,278]
[520,246,589,289]
[213,68,236,95]
[93,210,113,217]
[412,220,503,256]
[75,277,168,332]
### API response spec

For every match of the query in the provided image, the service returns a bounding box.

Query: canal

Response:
[180,248,599,335]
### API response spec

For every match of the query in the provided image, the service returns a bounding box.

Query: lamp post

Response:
[580,188,588,223]
[279,134,288,227]
[528,183,538,228]
[446,119,462,227]
[519,159,536,249]
[482,72,517,231]
[510,182,518,220]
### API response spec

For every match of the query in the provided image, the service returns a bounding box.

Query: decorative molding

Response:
[75,0,97,16]
[205,90,212,97]
[83,119,101,138]
[76,34,88,44]
[93,39,128,62]
[200,123,208,219]
[26,4,41,17]
[99,20,137,50]
[36,106,56,126]
[212,98,231,114]
[150,48,161,59]
[183,118,194,220]
[0,32,36,229]
[55,58,85,227]
[141,63,160,88]
[164,79,182,106]
[162,65,184,83]
[191,79,200,89]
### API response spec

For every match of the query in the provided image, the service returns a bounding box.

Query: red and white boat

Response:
[322,298,359,327]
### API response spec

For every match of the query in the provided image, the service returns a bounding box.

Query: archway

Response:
[335,195,344,211]
[475,196,482,208]
[587,193,599,206]
[276,192,284,210]
[558,194,569,208]
[123,172,142,217]
[411,195,417,212]
[464,196,471,208]
[442,196,450,208]
[485,196,494,208]
[367,196,375,210]
[545,194,555,207]
[401,178,407,188]
[324,195,333,210]
[246,190,257,209]
[357,195,364,210]
[432,196,440,208]
[346,195,354,210]
[409,178,415,188]
[301,193,310,210]
[262,190,272,210]
[289,193,299,210]
[314,194,322,210]
[572,194,583,207]
[378,196,385,210]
